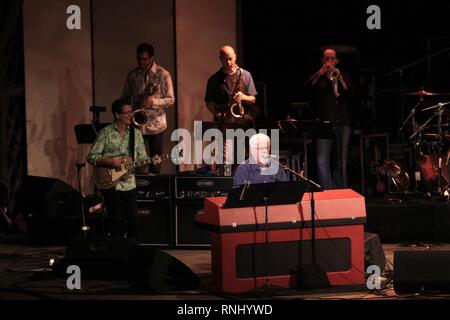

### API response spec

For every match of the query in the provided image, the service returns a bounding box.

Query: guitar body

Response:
[92,151,182,190]
[93,157,132,189]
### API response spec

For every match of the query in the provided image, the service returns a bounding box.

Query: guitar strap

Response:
[129,126,135,161]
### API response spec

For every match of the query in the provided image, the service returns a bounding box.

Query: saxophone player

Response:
[204,45,257,121]
[204,45,258,176]
[122,43,175,174]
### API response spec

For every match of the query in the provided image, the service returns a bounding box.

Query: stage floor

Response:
[1,235,450,301]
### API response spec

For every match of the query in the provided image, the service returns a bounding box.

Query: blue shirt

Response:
[233,160,289,186]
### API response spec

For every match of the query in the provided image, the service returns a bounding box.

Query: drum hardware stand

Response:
[412,102,450,199]
[400,98,422,193]
[386,46,450,143]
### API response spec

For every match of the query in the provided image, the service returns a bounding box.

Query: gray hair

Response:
[249,133,270,149]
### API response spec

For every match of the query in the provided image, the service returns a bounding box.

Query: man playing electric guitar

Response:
[86,98,149,238]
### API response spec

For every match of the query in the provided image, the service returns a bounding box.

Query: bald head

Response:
[219,45,237,74]
[322,48,339,68]
[220,45,235,56]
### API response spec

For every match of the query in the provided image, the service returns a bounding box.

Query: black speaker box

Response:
[174,201,211,247]
[133,246,200,292]
[17,176,83,245]
[137,200,172,246]
[364,232,386,271]
[62,237,200,291]
[18,175,81,218]
[394,250,450,294]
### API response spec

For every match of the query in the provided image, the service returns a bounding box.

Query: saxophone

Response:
[228,67,245,119]
[132,82,158,127]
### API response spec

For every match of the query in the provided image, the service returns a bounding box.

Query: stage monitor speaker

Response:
[133,246,200,292]
[62,237,200,291]
[394,250,450,294]
[364,232,386,271]
[17,176,83,245]
[17,175,81,218]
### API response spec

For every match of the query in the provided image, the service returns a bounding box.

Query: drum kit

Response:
[392,89,450,198]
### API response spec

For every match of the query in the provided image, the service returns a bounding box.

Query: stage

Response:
[1,233,450,301]
[366,194,450,243]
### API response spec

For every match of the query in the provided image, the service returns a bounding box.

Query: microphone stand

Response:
[269,157,330,289]
[76,162,90,238]
[239,178,279,294]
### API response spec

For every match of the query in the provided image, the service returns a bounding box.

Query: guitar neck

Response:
[124,153,171,170]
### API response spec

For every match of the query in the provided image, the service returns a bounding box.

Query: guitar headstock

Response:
[151,149,184,166]
[170,148,184,165]
[151,154,162,165]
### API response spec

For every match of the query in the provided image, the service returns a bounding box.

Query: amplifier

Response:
[137,200,172,247]
[175,201,211,247]
[174,176,234,199]
[135,175,172,200]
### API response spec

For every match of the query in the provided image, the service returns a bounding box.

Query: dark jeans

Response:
[315,125,351,190]
[144,132,164,174]
[101,188,138,238]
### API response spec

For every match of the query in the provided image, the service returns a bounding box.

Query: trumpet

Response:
[328,70,338,81]
[132,109,148,127]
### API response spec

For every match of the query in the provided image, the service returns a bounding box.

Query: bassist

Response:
[86,98,149,238]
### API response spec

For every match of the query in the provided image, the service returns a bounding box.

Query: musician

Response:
[205,45,257,121]
[234,133,289,186]
[122,43,175,174]
[86,98,148,238]
[204,46,258,175]
[304,48,355,189]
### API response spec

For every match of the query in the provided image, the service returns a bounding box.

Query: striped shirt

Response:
[122,62,175,135]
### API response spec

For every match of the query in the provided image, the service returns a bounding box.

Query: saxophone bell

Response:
[132,109,148,127]
[230,101,244,118]
[228,68,245,119]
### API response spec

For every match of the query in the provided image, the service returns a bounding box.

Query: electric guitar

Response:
[93,150,182,189]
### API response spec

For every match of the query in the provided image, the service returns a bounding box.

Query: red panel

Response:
[211,225,364,293]
[197,189,366,227]
[198,188,366,293]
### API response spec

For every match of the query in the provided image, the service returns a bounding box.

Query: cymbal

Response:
[422,133,450,139]
[405,90,450,96]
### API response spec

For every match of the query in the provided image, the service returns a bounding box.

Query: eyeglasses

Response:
[120,110,133,115]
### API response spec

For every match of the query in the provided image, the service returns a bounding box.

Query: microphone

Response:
[239,180,251,201]
[261,154,278,161]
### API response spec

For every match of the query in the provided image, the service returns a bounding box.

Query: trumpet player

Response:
[122,43,175,174]
[304,48,355,190]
